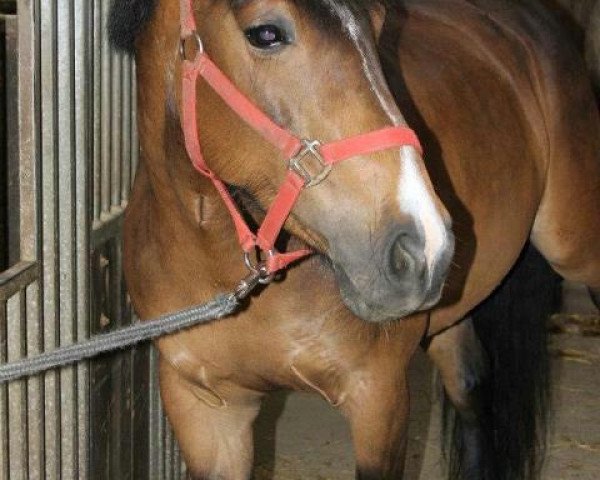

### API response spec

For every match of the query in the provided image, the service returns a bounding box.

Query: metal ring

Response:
[179,31,204,62]
[258,267,275,285]
[243,250,275,285]
[244,252,260,274]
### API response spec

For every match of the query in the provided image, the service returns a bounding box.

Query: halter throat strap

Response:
[179,0,423,275]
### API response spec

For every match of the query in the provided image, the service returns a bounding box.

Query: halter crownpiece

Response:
[179,0,423,278]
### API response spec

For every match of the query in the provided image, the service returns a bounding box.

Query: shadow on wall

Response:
[0,1,15,14]
[1,0,17,272]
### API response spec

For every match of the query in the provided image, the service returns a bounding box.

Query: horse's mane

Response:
[108,0,158,53]
[108,0,390,54]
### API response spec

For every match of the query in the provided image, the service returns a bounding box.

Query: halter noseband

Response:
[179,0,423,280]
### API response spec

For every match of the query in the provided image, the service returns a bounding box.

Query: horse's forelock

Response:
[108,0,158,54]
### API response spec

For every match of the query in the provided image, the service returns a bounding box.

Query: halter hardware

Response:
[234,270,264,301]
[179,31,203,62]
[288,140,332,187]
[244,251,276,285]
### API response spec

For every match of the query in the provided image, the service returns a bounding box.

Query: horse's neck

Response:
[124,148,250,315]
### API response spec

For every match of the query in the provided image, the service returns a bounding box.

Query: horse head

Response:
[132,0,454,322]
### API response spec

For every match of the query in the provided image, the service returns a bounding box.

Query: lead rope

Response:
[0,270,266,384]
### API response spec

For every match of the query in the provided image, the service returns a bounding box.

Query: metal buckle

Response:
[179,31,204,62]
[288,140,332,187]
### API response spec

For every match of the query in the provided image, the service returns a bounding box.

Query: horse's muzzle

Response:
[333,222,454,323]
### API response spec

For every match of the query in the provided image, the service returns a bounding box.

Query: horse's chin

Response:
[334,265,426,323]
[340,294,413,323]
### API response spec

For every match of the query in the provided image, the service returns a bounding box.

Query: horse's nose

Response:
[387,225,427,287]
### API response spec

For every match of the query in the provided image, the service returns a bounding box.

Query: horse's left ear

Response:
[369,4,386,41]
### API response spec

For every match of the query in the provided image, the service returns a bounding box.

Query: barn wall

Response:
[0,1,184,478]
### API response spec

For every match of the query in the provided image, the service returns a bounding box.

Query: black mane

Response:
[108,0,389,54]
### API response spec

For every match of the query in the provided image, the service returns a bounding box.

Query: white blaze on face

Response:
[397,147,448,270]
[323,0,449,269]
[323,1,401,122]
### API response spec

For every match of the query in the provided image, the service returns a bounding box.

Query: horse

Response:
[109,0,600,478]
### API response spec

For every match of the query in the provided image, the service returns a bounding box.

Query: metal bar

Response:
[89,245,112,479]
[15,1,44,478]
[56,1,78,477]
[0,303,8,480]
[115,243,134,479]
[177,444,184,479]
[109,240,125,478]
[5,13,21,267]
[40,0,61,477]
[162,412,170,480]
[127,344,136,478]
[74,1,91,477]
[131,62,139,182]
[110,350,124,479]
[92,0,102,222]
[132,343,151,480]
[121,56,132,205]
[111,50,123,210]
[0,15,7,273]
[26,281,44,480]
[170,439,178,480]
[0,262,37,301]
[165,427,174,480]
[100,0,111,216]
[16,0,39,264]
[148,346,161,477]
[7,291,27,480]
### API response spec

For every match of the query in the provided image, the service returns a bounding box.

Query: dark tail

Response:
[442,244,562,480]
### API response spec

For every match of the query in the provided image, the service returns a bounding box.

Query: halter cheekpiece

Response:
[179,0,423,281]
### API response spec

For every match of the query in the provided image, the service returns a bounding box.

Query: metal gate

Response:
[1,1,185,478]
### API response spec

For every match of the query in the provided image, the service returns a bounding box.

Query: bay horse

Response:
[110,0,600,478]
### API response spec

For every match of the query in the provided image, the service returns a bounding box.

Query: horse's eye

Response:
[245,24,289,49]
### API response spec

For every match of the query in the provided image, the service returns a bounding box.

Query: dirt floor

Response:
[253,282,600,479]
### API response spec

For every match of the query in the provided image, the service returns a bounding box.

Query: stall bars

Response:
[1,1,185,478]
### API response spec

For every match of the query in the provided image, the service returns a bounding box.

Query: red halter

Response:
[179,0,423,277]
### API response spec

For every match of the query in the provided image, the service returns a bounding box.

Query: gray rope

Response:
[0,293,240,384]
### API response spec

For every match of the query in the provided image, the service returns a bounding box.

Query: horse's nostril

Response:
[387,227,425,284]
[392,237,415,274]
